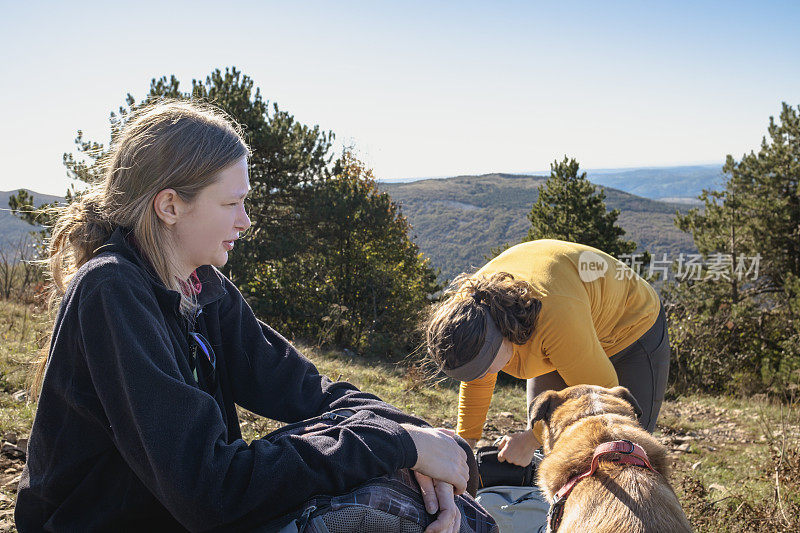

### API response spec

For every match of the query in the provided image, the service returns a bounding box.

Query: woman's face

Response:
[481,338,514,378]
[170,156,251,277]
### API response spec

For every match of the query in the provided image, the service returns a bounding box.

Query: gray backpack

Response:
[475,486,548,533]
[473,447,549,532]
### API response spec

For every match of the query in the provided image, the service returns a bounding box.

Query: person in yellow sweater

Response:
[425,239,668,467]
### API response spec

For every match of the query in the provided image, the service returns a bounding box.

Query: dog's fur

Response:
[531,385,692,533]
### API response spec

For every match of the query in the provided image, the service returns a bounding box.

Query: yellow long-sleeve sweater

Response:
[456,240,660,441]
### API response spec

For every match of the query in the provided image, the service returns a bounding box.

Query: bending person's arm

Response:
[456,371,498,442]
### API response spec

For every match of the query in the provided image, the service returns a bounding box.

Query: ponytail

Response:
[425,272,541,372]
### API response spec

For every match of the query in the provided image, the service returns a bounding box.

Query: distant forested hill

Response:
[381,173,697,282]
[382,164,725,204]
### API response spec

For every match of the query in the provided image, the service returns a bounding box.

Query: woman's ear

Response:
[153,189,181,225]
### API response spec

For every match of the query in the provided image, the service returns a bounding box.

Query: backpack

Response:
[473,446,549,532]
[474,487,548,533]
[257,410,499,533]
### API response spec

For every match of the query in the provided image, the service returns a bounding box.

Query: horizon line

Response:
[377,161,725,183]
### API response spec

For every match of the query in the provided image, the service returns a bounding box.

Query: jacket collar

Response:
[93,227,228,309]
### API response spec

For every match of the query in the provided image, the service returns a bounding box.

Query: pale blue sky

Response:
[1,0,798,195]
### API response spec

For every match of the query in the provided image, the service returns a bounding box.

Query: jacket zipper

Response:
[185,306,203,384]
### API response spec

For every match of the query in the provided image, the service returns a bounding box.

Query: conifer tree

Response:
[526,156,637,257]
[254,151,440,355]
[667,102,800,393]
[59,67,334,287]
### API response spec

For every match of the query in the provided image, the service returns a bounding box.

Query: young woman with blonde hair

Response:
[425,240,670,467]
[16,100,470,532]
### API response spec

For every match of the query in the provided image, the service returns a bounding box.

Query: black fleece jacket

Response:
[15,227,427,532]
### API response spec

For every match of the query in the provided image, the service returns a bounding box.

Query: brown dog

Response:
[530,385,692,533]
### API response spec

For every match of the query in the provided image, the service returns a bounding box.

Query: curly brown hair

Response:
[425,272,542,372]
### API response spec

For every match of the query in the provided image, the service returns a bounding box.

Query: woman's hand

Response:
[401,424,469,495]
[496,429,538,467]
[414,472,461,533]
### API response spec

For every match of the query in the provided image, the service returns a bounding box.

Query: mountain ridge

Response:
[380,173,698,282]
[378,164,723,203]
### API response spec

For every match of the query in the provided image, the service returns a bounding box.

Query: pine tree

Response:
[251,151,440,356]
[60,67,334,288]
[525,156,637,257]
[667,102,800,394]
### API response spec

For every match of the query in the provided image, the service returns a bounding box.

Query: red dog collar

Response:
[548,440,657,531]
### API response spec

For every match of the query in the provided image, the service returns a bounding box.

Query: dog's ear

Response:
[529,390,561,426]
[609,386,642,418]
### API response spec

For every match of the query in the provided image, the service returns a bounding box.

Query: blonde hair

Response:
[33,99,250,395]
[425,272,542,372]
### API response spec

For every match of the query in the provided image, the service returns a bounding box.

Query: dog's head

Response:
[530,385,642,452]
